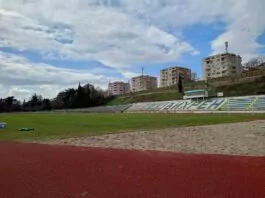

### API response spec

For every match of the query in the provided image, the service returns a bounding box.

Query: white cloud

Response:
[210,0,265,62]
[1,0,265,100]
[0,51,120,100]
[118,0,265,60]
[0,0,264,66]
[0,0,197,68]
[119,71,141,80]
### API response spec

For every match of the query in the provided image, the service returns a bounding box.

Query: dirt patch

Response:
[34,120,265,156]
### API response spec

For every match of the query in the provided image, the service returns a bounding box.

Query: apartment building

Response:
[160,66,191,88]
[202,53,242,80]
[131,75,157,92]
[108,81,130,96]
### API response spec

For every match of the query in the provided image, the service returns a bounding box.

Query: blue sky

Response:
[0,0,265,100]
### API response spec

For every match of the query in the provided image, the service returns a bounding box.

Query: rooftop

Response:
[203,53,241,60]
[132,75,157,79]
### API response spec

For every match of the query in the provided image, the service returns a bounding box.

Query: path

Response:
[0,142,264,198]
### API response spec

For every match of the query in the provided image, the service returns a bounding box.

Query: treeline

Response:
[0,83,113,113]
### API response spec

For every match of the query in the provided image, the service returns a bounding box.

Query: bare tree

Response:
[244,56,265,68]
[191,72,200,81]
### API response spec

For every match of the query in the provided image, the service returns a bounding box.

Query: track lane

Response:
[0,142,264,198]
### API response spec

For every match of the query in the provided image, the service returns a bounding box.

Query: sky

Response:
[0,0,265,101]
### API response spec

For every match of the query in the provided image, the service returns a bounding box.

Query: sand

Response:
[34,120,265,156]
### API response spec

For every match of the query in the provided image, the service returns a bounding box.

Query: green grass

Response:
[1,113,264,141]
[213,77,265,97]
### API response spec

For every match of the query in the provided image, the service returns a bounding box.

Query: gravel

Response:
[35,120,265,156]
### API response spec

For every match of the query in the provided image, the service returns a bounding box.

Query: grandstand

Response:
[54,104,132,113]
[220,97,255,111]
[53,95,265,114]
[108,70,265,106]
[253,97,265,111]
[125,95,265,113]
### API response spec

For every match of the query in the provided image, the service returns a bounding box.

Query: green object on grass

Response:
[19,128,35,132]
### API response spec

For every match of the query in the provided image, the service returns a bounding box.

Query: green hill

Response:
[212,76,265,97]
[108,75,265,105]
[108,91,183,105]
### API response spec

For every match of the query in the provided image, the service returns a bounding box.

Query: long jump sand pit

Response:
[38,120,265,156]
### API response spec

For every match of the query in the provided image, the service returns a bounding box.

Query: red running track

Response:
[0,142,264,198]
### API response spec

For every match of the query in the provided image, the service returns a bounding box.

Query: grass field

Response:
[0,113,265,140]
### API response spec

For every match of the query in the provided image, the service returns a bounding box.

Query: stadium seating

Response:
[125,98,227,112]
[125,95,265,113]
[55,104,132,113]
[220,97,255,111]
[55,95,265,113]
[126,102,163,112]
[252,96,265,110]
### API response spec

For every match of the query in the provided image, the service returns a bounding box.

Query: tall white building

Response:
[202,53,242,80]
[160,66,191,88]
[108,81,130,96]
[131,75,157,92]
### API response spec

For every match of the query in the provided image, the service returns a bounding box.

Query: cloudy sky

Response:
[0,0,265,100]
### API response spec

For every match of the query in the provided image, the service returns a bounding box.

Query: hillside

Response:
[108,91,183,105]
[108,75,265,105]
[213,76,265,96]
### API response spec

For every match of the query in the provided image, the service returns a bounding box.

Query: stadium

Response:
[1,1,265,196]
[1,63,265,197]
[1,85,265,197]
[1,62,265,197]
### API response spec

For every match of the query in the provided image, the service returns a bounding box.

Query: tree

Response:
[0,98,4,112]
[30,94,39,108]
[0,83,111,111]
[178,76,183,93]
[42,99,51,110]
[191,72,200,81]
[75,82,86,108]
[83,83,92,107]
[63,88,76,108]
[4,96,14,111]
[0,96,21,112]
[28,93,44,111]
[244,56,265,69]
[5,96,14,107]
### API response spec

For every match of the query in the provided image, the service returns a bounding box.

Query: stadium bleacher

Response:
[220,97,255,111]
[125,95,265,113]
[126,98,227,112]
[54,95,265,113]
[252,96,265,111]
[55,104,132,113]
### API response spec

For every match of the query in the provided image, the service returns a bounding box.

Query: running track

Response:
[0,142,264,198]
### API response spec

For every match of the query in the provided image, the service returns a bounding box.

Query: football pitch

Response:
[0,113,265,140]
